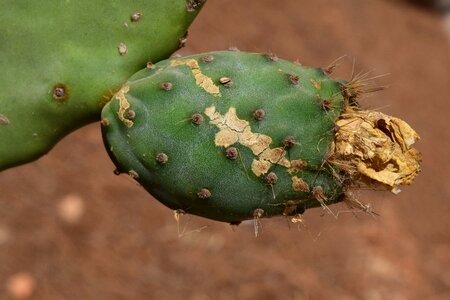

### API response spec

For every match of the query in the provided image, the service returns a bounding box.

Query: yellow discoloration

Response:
[240,129,273,155]
[219,107,248,131]
[204,106,218,119]
[311,79,321,90]
[251,159,272,177]
[205,106,292,177]
[288,159,308,174]
[215,128,239,147]
[291,176,310,192]
[332,109,421,193]
[259,148,290,167]
[116,85,133,128]
[170,59,221,96]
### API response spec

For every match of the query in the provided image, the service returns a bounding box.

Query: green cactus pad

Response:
[101,51,422,223]
[0,0,205,170]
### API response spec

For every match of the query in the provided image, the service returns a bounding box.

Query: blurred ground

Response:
[1,0,449,299]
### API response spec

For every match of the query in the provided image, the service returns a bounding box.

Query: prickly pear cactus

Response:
[101,51,421,223]
[0,0,205,170]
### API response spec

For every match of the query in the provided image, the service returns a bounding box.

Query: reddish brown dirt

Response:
[1,1,449,299]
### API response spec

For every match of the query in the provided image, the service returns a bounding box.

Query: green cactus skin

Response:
[101,51,422,223]
[101,51,348,223]
[0,0,205,170]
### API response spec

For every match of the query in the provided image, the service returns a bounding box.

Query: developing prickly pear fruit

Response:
[101,51,421,223]
[0,0,205,170]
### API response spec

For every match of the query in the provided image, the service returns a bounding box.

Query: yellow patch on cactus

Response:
[288,159,308,174]
[205,106,292,177]
[170,59,221,96]
[116,85,133,128]
[251,159,272,177]
[310,79,321,90]
[259,148,290,167]
[291,176,310,192]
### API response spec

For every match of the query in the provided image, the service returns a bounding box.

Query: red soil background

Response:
[1,0,449,299]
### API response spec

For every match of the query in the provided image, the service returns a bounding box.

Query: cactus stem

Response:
[100,51,422,223]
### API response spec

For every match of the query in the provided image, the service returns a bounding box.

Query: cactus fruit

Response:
[0,0,205,170]
[101,51,422,223]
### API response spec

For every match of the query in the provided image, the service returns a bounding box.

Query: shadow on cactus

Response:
[101,51,422,224]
